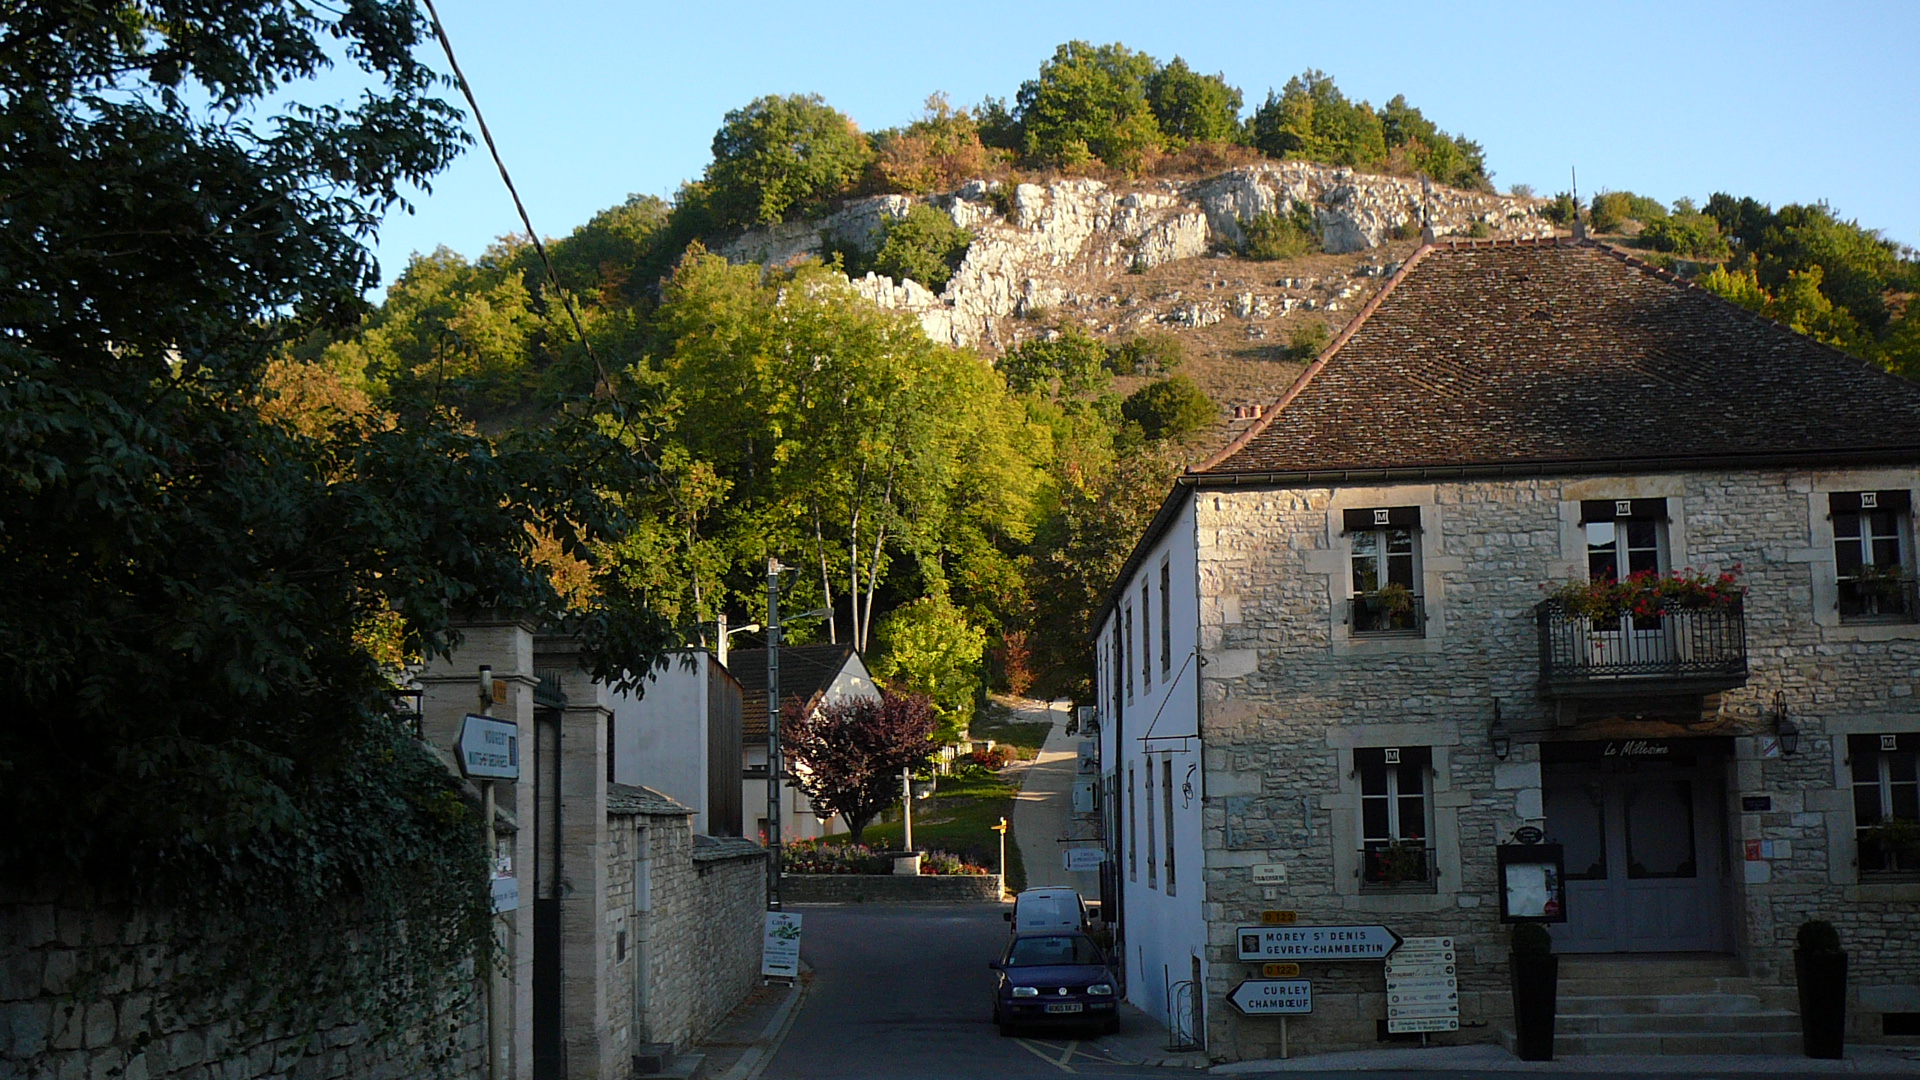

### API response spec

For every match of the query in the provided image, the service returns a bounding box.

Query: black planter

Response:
[1795,948,1848,1059]
[1510,953,1559,1061]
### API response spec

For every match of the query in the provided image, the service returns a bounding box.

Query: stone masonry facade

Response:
[1192,466,1920,1059]
[0,879,485,1080]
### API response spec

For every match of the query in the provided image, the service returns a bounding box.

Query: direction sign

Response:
[1386,936,1458,1034]
[1228,979,1312,1016]
[458,714,520,781]
[1237,924,1403,961]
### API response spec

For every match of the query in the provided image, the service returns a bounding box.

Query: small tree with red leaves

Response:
[783,692,937,844]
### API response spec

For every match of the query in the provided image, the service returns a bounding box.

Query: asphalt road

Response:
[761,903,1165,1079]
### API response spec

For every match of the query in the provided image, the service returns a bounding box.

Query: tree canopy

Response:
[705,93,874,229]
[783,692,938,842]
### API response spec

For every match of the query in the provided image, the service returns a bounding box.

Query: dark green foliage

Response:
[1640,208,1731,259]
[1543,192,1579,225]
[1511,922,1555,956]
[1241,203,1321,260]
[1122,376,1215,441]
[1467,219,1493,239]
[1284,320,1332,362]
[1247,70,1386,169]
[1015,41,1164,172]
[871,204,975,292]
[1108,332,1187,376]
[1797,919,1842,952]
[704,93,874,230]
[976,95,1024,151]
[1146,57,1244,146]
[1001,326,1114,397]
[1379,95,1490,190]
[1588,191,1630,232]
[0,1,674,1058]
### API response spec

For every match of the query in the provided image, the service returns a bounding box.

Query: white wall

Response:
[614,652,712,836]
[1097,492,1208,1035]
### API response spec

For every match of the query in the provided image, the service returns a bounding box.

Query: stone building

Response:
[1095,237,1920,1060]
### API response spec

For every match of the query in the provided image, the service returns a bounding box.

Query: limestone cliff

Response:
[718,163,1556,351]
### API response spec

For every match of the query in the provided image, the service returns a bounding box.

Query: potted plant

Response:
[1369,838,1430,884]
[1795,919,1847,1058]
[1547,565,1745,621]
[1858,817,1920,872]
[1509,922,1557,1061]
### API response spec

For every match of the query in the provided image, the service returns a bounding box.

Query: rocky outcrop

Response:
[718,163,1557,349]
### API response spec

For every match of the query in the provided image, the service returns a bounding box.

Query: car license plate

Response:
[1045,1003,1082,1014]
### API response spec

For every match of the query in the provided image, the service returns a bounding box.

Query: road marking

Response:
[1012,1037,1078,1072]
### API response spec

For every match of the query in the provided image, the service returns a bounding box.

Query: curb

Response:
[711,964,811,1080]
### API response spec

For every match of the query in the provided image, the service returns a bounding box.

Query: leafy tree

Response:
[1000,325,1114,398]
[705,93,873,230]
[1122,376,1215,441]
[1146,57,1243,146]
[1379,94,1489,190]
[1588,191,1631,233]
[1542,192,1579,225]
[872,93,991,195]
[1640,209,1730,258]
[0,0,673,1058]
[1015,41,1164,172]
[870,204,975,292]
[1247,70,1386,170]
[783,692,938,842]
[873,593,988,741]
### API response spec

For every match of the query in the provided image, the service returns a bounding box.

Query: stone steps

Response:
[1501,956,1804,1056]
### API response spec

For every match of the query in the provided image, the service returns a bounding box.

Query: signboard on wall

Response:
[457,714,520,781]
[1236,924,1402,961]
[1385,936,1458,1033]
[1229,979,1312,1016]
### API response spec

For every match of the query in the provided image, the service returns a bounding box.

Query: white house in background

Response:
[1092,496,1205,1042]
[609,649,744,837]
[727,644,881,844]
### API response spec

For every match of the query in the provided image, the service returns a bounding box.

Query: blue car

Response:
[989,932,1118,1036]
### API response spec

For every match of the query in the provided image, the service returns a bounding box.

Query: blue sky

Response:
[370,0,1919,288]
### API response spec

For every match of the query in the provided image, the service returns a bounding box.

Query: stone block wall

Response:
[781,874,1004,905]
[0,879,485,1080]
[607,809,767,1054]
[1191,467,1920,1058]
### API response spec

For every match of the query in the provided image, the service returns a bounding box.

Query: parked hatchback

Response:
[988,932,1118,1036]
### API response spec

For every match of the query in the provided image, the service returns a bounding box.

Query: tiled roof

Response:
[1198,238,1920,477]
[728,644,859,740]
[607,783,693,817]
[693,834,768,862]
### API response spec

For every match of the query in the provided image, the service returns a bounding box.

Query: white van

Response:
[1004,887,1090,934]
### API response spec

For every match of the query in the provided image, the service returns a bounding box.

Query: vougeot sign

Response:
[762,912,803,978]
[1237,924,1403,961]
[1228,979,1312,1016]
[457,714,520,781]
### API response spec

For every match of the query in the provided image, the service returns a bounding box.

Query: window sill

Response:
[1358,880,1439,895]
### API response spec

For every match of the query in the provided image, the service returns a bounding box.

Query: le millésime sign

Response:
[1237,924,1403,961]
[761,912,802,978]
[458,714,520,781]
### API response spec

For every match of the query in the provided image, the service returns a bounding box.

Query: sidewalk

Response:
[686,968,810,1080]
[1211,1041,1920,1074]
[1007,697,1101,897]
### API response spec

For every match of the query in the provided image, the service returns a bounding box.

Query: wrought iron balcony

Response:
[1838,577,1919,623]
[1348,593,1426,637]
[1535,595,1748,698]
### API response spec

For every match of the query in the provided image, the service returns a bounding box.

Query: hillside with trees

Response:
[308,39,1918,707]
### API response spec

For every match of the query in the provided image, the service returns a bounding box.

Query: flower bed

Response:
[786,840,990,876]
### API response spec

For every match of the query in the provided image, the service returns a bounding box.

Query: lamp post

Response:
[715,613,761,669]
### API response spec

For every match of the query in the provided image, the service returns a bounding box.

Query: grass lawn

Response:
[836,768,1029,893]
[970,698,1054,762]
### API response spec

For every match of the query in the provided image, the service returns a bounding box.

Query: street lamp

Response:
[714,614,761,668]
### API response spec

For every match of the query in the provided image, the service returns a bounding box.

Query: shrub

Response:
[1000,325,1111,398]
[1543,191,1579,225]
[920,850,992,875]
[705,93,874,230]
[1108,331,1186,376]
[1511,922,1554,956]
[1588,190,1663,234]
[1640,212,1731,259]
[785,840,895,874]
[1122,376,1215,441]
[870,204,974,292]
[1467,219,1492,239]
[1283,320,1331,362]
[1797,919,1842,953]
[969,745,1013,769]
[872,93,990,195]
[1241,202,1320,260]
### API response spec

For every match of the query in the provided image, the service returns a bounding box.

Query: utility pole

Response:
[765,558,784,911]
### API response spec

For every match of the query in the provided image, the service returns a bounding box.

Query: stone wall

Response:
[719,164,1554,350]
[0,879,485,1080]
[781,874,1003,905]
[1191,466,1920,1058]
[607,806,767,1053]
